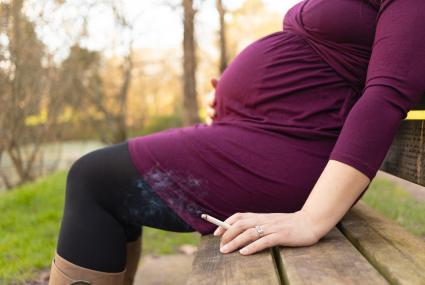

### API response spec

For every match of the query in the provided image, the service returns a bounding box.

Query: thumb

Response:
[211,78,219,89]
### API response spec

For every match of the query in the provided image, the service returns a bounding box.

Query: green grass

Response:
[0,172,65,284]
[0,171,199,284]
[361,177,425,237]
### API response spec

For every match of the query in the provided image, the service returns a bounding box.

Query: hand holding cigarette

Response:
[202,211,320,256]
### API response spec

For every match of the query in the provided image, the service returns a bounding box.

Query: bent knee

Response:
[66,149,106,200]
[65,144,131,203]
[68,150,97,180]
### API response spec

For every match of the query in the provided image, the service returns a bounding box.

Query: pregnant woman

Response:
[48,0,425,284]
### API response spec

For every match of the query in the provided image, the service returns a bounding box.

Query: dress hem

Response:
[126,138,215,236]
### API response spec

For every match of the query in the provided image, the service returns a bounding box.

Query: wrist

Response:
[298,208,327,243]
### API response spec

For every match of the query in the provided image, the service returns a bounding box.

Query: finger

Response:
[211,96,217,107]
[214,212,256,237]
[206,92,215,106]
[206,106,216,120]
[217,212,263,237]
[211,78,218,89]
[221,219,256,247]
[207,99,216,108]
[224,212,254,225]
[220,227,260,253]
[239,233,280,255]
[213,225,224,236]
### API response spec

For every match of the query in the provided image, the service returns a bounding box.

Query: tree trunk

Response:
[114,51,133,143]
[182,0,199,126]
[216,0,228,73]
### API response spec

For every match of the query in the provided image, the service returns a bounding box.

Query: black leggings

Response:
[56,142,194,273]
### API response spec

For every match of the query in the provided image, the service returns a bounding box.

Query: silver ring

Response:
[255,225,265,237]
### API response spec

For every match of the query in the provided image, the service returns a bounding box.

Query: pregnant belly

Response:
[214,30,354,134]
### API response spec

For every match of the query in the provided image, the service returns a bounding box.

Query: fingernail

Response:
[239,248,248,254]
[220,244,229,253]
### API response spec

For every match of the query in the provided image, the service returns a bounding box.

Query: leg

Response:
[49,142,194,284]
[124,235,142,285]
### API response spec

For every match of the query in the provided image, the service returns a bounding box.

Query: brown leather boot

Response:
[124,236,142,285]
[48,252,126,285]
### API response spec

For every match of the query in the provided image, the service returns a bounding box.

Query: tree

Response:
[92,51,134,144]
[0,0,63,189]
[83,0,138,144]
[56,0,139,145]
[216,0,228,73]
[182,0,200,126]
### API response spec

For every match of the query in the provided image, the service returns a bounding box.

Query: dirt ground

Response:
[134,254,195,285]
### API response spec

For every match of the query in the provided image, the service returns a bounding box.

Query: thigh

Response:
[69,141,195,235]
[118,175,195,232]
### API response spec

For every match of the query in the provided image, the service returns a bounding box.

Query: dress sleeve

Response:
[328,0,425,180]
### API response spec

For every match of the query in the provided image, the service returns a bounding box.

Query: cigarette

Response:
[201,213,231,229]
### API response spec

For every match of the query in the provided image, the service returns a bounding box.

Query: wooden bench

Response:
[187,99,425,285]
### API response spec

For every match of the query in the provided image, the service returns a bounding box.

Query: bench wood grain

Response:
[186,235,281,285]
[338,201,425,285]
[381,120,425,187]
[276,227,389,285]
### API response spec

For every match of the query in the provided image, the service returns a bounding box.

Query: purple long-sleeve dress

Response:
[128,0,425,235]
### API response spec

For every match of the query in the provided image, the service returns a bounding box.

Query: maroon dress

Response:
[128,0,425,235]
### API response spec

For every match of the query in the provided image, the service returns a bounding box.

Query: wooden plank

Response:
[338,201,425,285]
[380,120,425,187]
[186,235,281,285]
[276,227,389,285]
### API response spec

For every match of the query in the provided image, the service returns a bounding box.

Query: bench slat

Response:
[338,201,425,285]
[381,120,425,187]
[276,227,389,285]
[186,235,281,285]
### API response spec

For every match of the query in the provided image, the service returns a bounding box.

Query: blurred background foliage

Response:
[0,0,288,190]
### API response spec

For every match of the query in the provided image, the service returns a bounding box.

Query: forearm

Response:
[300,159,370,240]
